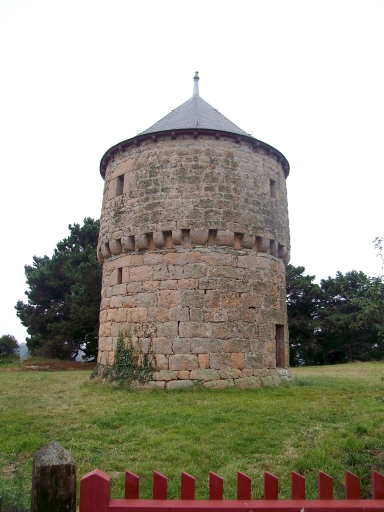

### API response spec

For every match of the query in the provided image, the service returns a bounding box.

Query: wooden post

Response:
[31,440,76,512]
[80,469,110,512]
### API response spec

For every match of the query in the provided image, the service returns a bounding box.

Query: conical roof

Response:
[99,72,290,178]
[140,72,250,137]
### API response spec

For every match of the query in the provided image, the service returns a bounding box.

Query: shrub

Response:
[91,329,156,386]
[0,335,19,363]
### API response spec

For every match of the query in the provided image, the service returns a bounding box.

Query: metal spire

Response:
[193,71,199,96]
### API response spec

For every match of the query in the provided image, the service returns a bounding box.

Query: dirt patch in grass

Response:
[3,358,97,372]
[2,509,29,512]
[1,463,16,479]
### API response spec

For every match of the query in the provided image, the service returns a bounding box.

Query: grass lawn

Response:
[0,360,383,509]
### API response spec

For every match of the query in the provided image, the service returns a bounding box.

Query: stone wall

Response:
[97,134,291,388]
[98,135,290,257]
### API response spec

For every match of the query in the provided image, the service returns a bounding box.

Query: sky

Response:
[1,0,383,344]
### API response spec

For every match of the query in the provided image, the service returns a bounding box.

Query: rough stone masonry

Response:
[96,73,292,389]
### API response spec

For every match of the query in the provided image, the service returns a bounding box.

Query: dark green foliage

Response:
[349,238,384,345]
[0,335,19,357]
[15,218,101,360]
[286,265,322,366]
[317,270,383,363]
[286,264,384,365]
[0,334,19,363]
[92,330,156,386]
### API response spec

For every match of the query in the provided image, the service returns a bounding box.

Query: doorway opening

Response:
[276,324,285,367]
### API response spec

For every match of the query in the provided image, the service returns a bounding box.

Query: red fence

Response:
[80,468,384,511]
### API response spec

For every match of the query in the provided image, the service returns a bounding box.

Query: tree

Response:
[0,334,19,359]
[286,264,323,366]
[15,218,102,360]
[317,270,384,363]
[347,238,384,357]
[286,264,384,366]
[351,275,384,345]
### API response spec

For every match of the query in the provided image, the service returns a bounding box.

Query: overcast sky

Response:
[1,0,383,344]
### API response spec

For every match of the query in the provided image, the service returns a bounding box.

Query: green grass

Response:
[0,361,384,509]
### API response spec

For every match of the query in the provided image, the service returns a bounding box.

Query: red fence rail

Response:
[80,468,384,512]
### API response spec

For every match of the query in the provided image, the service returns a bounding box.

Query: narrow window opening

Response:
[104,242,111,257]
[276,324,285,367]
[117,268,122,285]
[146,232,155,250]
[270,179,276,199]
[208,229,217,246]
[181,229,191,249]
[116,175,124,197]
[233,232,244,250]
[269,239,277,256]
[163,231,173,249]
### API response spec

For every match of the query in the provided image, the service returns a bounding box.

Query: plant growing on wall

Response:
[92,328,156,386]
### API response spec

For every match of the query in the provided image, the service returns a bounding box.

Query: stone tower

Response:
[97,73,291,388]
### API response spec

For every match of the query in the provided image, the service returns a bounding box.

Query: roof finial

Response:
[193,71,199,96]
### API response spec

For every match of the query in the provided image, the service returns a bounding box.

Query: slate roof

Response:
[99,73,290,179]
[140,93,250,137]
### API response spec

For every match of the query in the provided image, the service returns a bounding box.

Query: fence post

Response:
[31,440,76,512]
[80,469,111,512]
